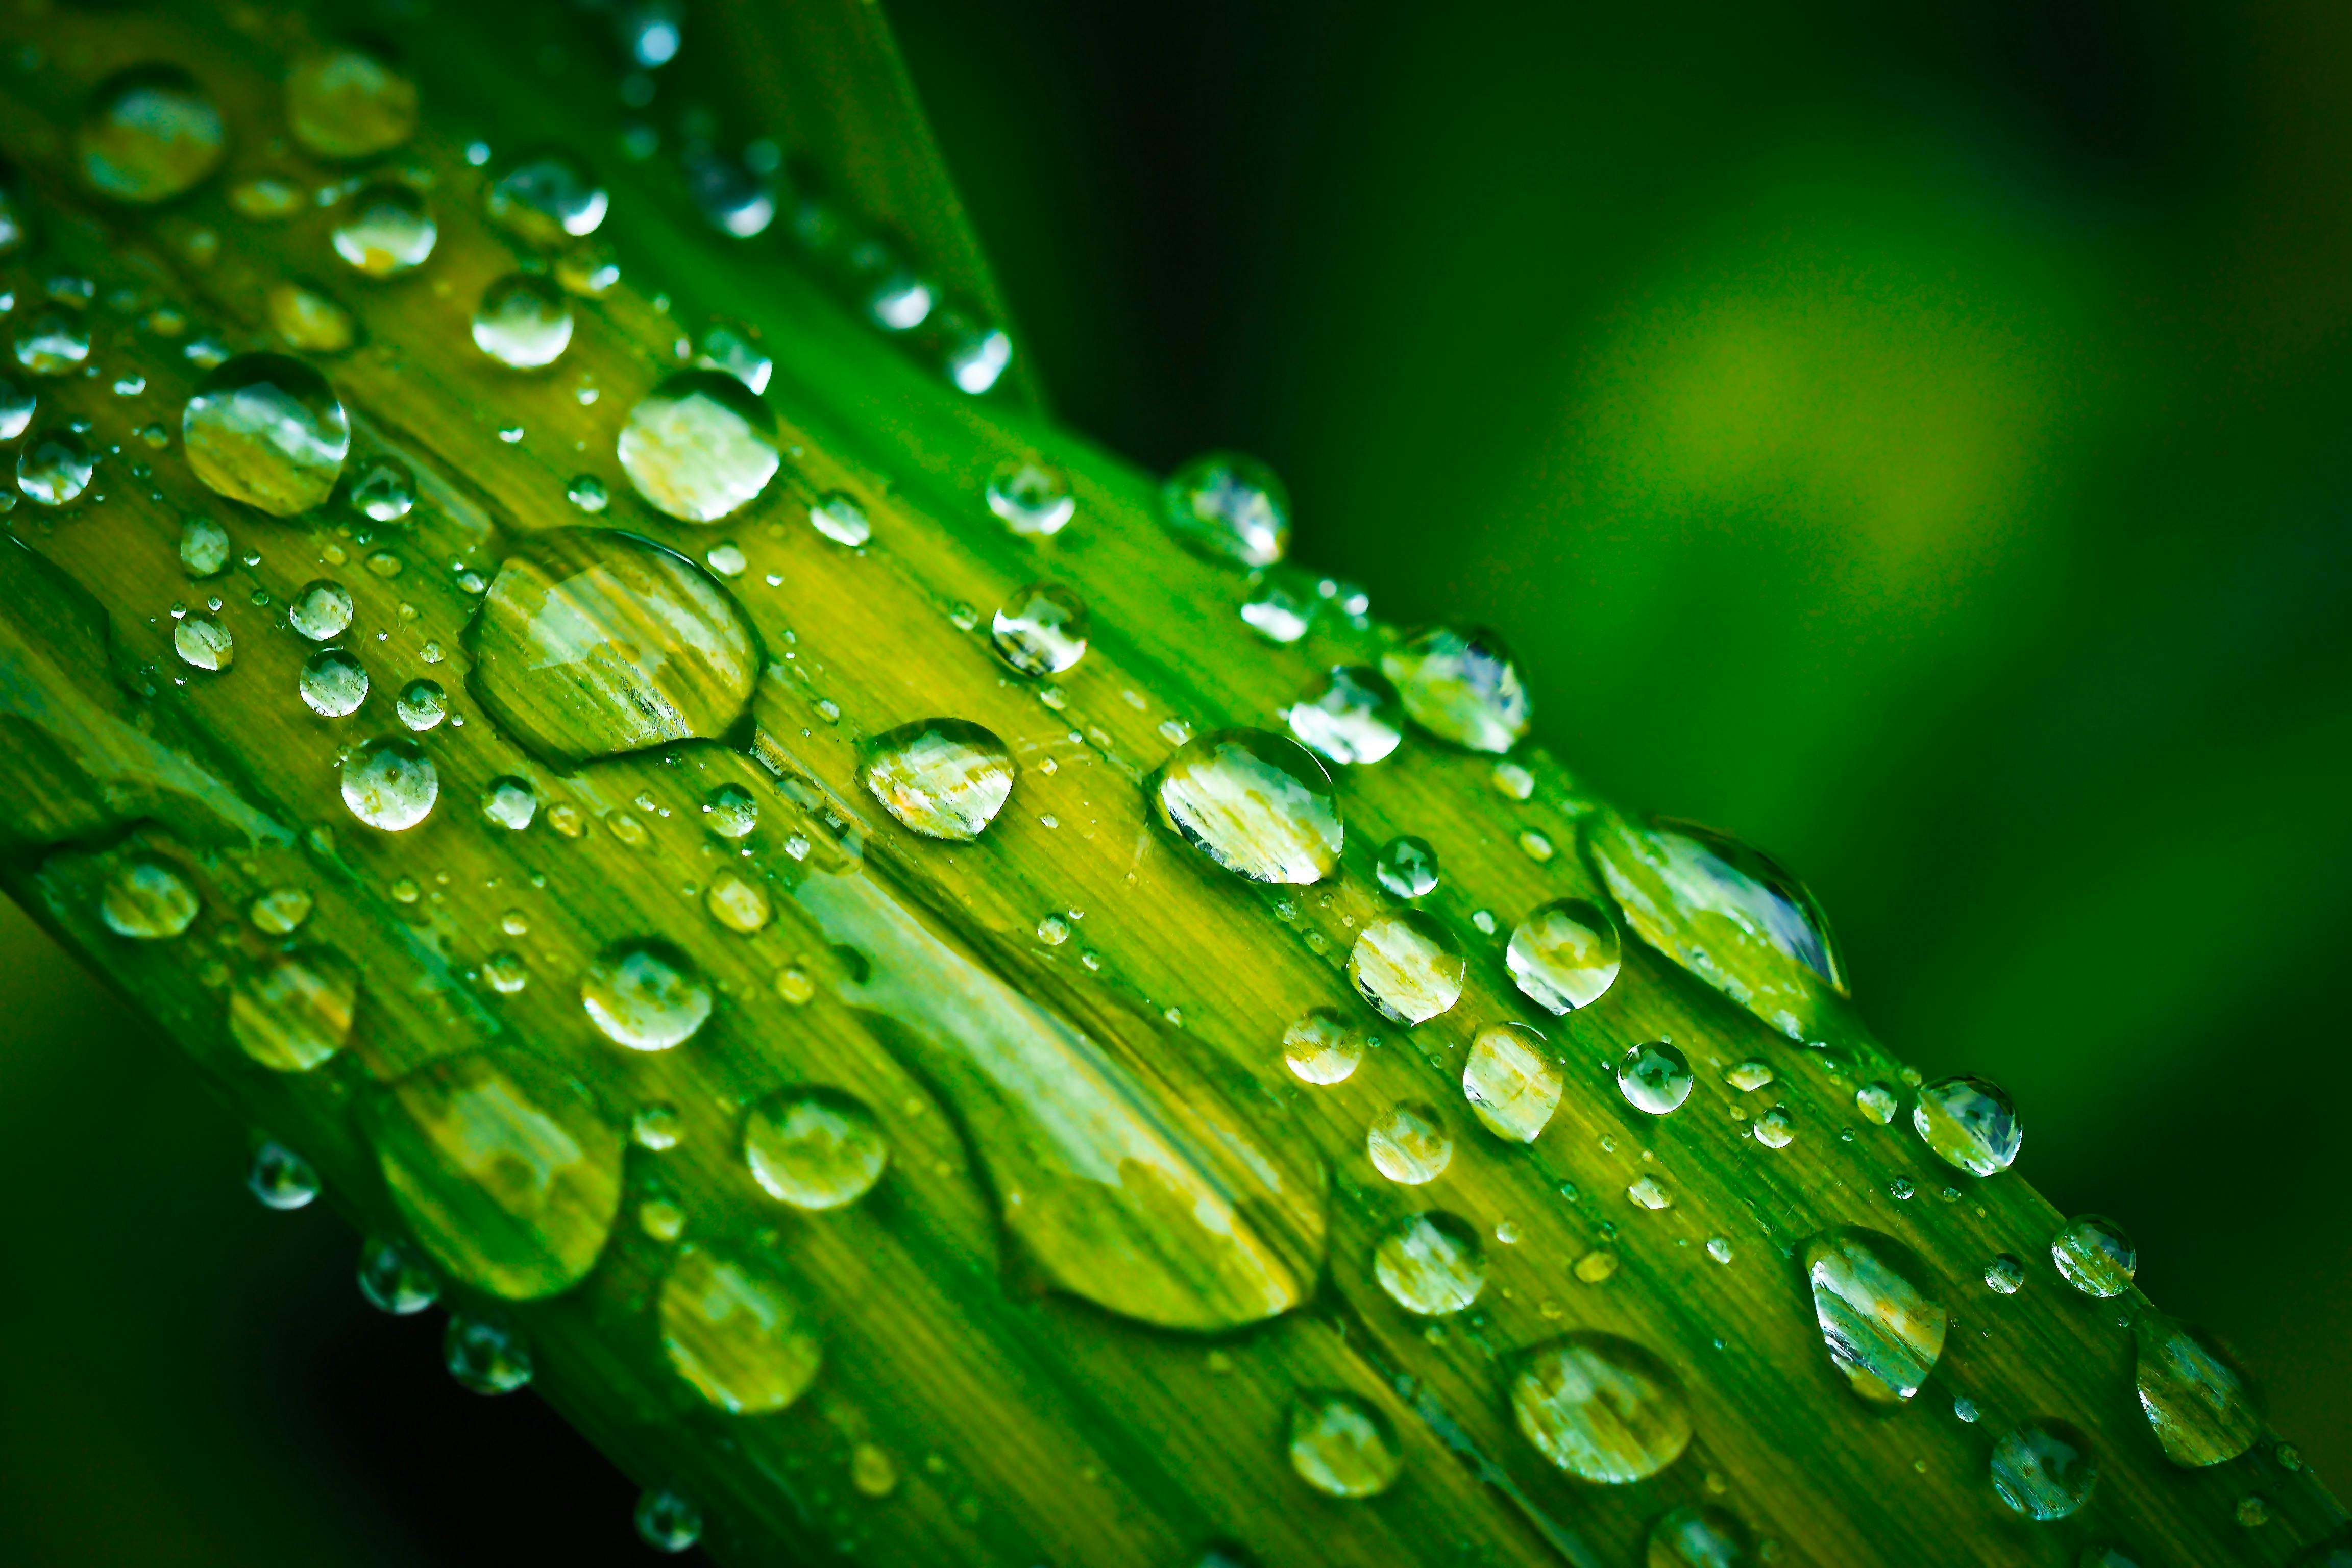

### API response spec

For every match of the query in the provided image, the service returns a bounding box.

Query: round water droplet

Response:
[466,530,758,763]
[1855,1081,1898,1124]
[367,1051,623,1299]
[582,938,711,1051]
[266,281,356,354]
[618,0,687,68]
[1284,666,1404,766]
[744,1087,889,1210]
[1752,1105,1795,1147]
[985,457,1075,537]
[332,182,437,277]
[808,489,870,546]
[356,1234,439,1314]
[1349,913,1465,1024]
[1376,835,1439,899]
[2052,1214,2136,1298]
[694,318,771,394]
[1912,1075,2022,1177]
[1991,1419,2097,1521]
[1152,728,1342,885]
[1240,569,1317,643]
[101,855,200,940]
[1374,1210,1486,1315]
[1617,1041,1693,1115]
[481,775,538,831]
[704,783,758,839]
[248,887,313,935]
[658,1243,823,1414]
[487,151,608,245]
[991,581,1090,676]
[2132,1313,2261,1467]
[851,1443,899,1498]
[1507,898,1622,1014]
[1367,1101,1453,1185]
[289,578,354,641]
[183,353,350,516]
[172,613,234,672]
[860,718,1016,841]
[473,273,574,369]
[14,313,89,378]
[1511,1332,1693,1484]
[1282,1007,1363,1085]
[249,1140,320,1209]
[1287,1393,1402,1499]
[632,1103,684,1152]
[341,736,437,830]
[230,947,357,1072]
[634,1487,702,1554]
[79,66,225,203]
[180,516,231,576]
[1381,626,1530,753]
[18,426,95,506]
[1802,1226,1946,1403]
[616,371,780,522]
[396,677,446,730]
[1161,452,1289,568]
[704,871,770,933]
[554,239,620,297]
[1647,1505,1753,1568]
[445,1314,532,1394]
[286,45,416,160]
[349,457,416,523]
[1984,1253,2025,1294]
[0,375,33,439]
[482,951,528,994]
[567,473,609,513]
[1464,1023,1563,1142]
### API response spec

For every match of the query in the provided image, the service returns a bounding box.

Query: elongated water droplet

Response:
[860,718,1016,841]
[100,855,200,939]
[230,947,357,1072]
[332,182,437,277]
[357,1234,439,1314]
[14,314,88,377]
[1152,729,1342,885]
[659,1243,822,1414]
[1287,1393,1401,1498]
[445,1314,532,1393]
[2132,1313,2261,1467]
[286,45,416,160]
[1508,898,1621,1014]
[1802,1226,1946,1403]
[487,151,608,245]
[1511,1333,1693,1484]
[472,274,573,369]
[341,736,437,830]
[2052,1214,2136,1297]
[1374,1210,1486,1314]
[582,939,711,1051]
[17,427,94,505]
[694,318,771,393]
[1991,1419,2097,1520]
[634,1487,702,1554]
[1648,1506,1753,1568]
[1375,835,1438,899]
[1381,626,1529,753]
[365,1051,623,1300]
[289,578,354,641]
[1162,452,1289,568]
[985,457,1075,537]
[809,489,870,546]
[1617,1041,1693,1115]
[249,1140,320,1209]
[744,1087,889,1210]
[79,66,225,203]
[1913,1075,2022,1177]
[990,581,1090,677]
[1349,912,1464,1024]
[1367,1100,1452,1185]
[183,353,351,516]
[618,371,779,522]
[1284,666,1403,766]
[1464,1023,1562,1142]
[467,530,757,764]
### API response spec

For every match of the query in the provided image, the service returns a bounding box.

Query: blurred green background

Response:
[4,0,2347,1561]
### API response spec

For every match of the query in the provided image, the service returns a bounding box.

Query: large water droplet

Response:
[582,939,711,1051]
[298,648,369,719]
[1990,1419,2097,1521]
[341,736,437,830]
[357,1234,440,1314]
[1507,898,1622,1014]
[1373,1210,1486,1314]
[17,426,94,506]
[990,581,1090,677]
[1463,1023,1563,1142]
[473,274,574,369]
[487,152,608,246]
[1366,1101,1453,1185]
[1647,1506,1753,1568]
[249,1140,321,1209]
[1616,1041,1693,1115]
[1586,814,1845,1040]
[2051,1214,2136,1297]
[445,1314,533,1393]
[1375,834,1438,899]
[467,530,757,764]
[2132,1314,2261,1467]
[365,1051,623,1299]
[1380,626,1530,753]
[1510,1333,1693,1484]
[100,855,200,940]
[1912,1075,2022,1177]
[183,353,351,516]
[1161,452,1289,568]
[332,182,437,277]
[860,718,1016,841]
[1349,913,1464,1024]
[1282,1007,1363,1085]
[634,1487,702,1555]
[1152,729,1342,885]
[289,578,354,641]
[1802,1226,1946,1403]
[743,1087,889,1210]
[618,371,780,522]
[79,66,225,203]
[14,314,88,378]
[230,947,357,1072]
[1284,666,1404,766]
[1287,1393,1401,1498]
[658,1243,822,1414]
[285,45,415,161]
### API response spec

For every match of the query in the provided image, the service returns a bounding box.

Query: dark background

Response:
[4,0,2347,1561]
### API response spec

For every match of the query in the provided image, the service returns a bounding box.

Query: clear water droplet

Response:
[1284,666,1404,766]
[249,1140,320,1209]
[1375,835,1439,899]
[1161,452,1289,568]
[445,1314,533,1394]
[634,1487,702,1554]
[1282,1007,1363,1085]
[1724,1060,1774,1092]
[1617,1041,1693,1115]
[618,371,780,522]
[341,736,437,830]
[1349,913,1465,1024]
[1381,626,1530,753]
[396,677,446,730]
[1991,1419,2097,1521]
[179,517,231,576]
[248,887,313,935]
[14,313,89,377]
[2132,1313,2261,1467]
[1287,1393,1402,1499]
[350,457,416,523]
[482,951,528,994]
[487,152,608,246]
[17,426,94,505]
[860,718,1016,841]
[808,489,870,546]
[1511,1332,1694,1484]
[230,947,357,1071]
[744,1088,889,1210]
[1240,569,1317,643]
[1802,1227,1946,1403]
[472,273,574,369]
[1855,1081,1898,1124]
[1753,1105,1795,1147]
[1706,1237,1733,1265]
[704,870,770,933]
[289,578,354,640]
[481,775,538,830]
[582,938,712,1051]
[286,46,417,161]
[1984,1253,2025,1293]
[0,374,33,440]
[566,473,609,513]
[2050,1214,2138,1297]
[694,318,771,394]
[1912,1075,2022,1176]
[554,239,620,297]
[79,66,225,203]
[356,1234,439,1314]
[183,353,351,516]
[704,782,758,839]
[985,457,1075,537]
[991,581,1090,676]
[1152,728,1342,885]
[332,182,437,277]
[173,612,235,672]
[1507,898,1622,1014]
[1367,1100,1453,1185]
[1464,1023,1563,1142]
[632,1103,683,1152]
[658,1243,822,1413]
[100,855,200,940]
[1647,1505,1753,1568]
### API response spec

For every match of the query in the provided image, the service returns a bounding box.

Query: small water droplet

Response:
[17,426,95,505]
[1984,1253,2025,1293]
[704,870,770,933]
[1990,1419,2097,1520]
[1613,1042,1694,1116]
[395,677,446,730]
[1574,1250,1620,1284]
[472,273,574,369]
[1886,1176,1915,1200]
[744,1088,889,1210]
[1724,1060,1774,1092]
[178,517,231,578]
[487,151,608,246]
[1375,835,1439,900]
[286,45,416,160]
[350,457,416,523]
[445,1314,533,1394]
[1373,1210,1486,1316]
[693,318,771,393]
[632,1103,683,1152]
[632,1485,701,1554]
[248,887,312,935]
[1349,913,1465,1024]
[289,578,355,640]
[658,1242,822,1413]
[2237,1496,2271,1529]
[1284,666,1404,766]
[1366,1101,1453,1185]
[1282,1007,1363,1085]
[1239,569,1317,643]
[808,489,871,546]
[249,1140,320,1209]
[582,938,711,1050]
[1162,452,1289,567]
[1912,1075,2022,1176]
[1706,1237,1733,1265]
[1152,729,1342,885]
[985,457,1075,537]
[991,581,1090,676]
[1627,1175,1672,1210]
[341,736,437,830]
[1287,1393,1401,1499]
[267,281,356,354]
[617,371,779,521]
[0,375,33,440]
[1647,1505,1753,1568]
[356,1235,439,1314]
[2052,1214,2136,1298]
[481,775,538,831]
[1510,1332,1693,1483]
[1507,898,1621,1014]
[860,718,1016,841]
[1464,1023,1563,1142]
[1855,1081,1898,1124]
[183,353,350,516]
[173,612,235,672]
[230,947,357,1071]
[2130,1313,2260,1467]
[332,182,437,277]
[566,473,609,513]
[1380,626,1530,753]
[79,66,226,203]
[851,1443,899,1498]
[13,312,89,378]
[703,782,758,839]
[482,950,528,994]
[1802,1227,1946,1403]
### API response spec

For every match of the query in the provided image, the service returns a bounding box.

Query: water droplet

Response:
[17,426,94,505]
[617,371,780,521]
[1375,835,1439,900]
[357,1235,439,1314]
[1506,898,1621,1014]
[567,473,609,513]
[99,855,200,940]
[1801,1227,1946,1404]
[266,281,356,355]
[1282,1007,1363,1085]
[658,1243,822,1413]
[173,612,235,672]
[472,273,574,369]
[285,45,417,160]
[480,775,538,831]
[2130,1313,2260,1467]
[289,578,355,640]
[634,1487,702,1554]
[366,1052,623,1298]
[809,489,870,546]
[1647,1505,1753,1568]
[1287,1393,1402,1499]
[79,66,225,203]
[1240,570,1317,643]
[14,313,89,377]
[1755,1104,1798,1147]
[744,1088,889,1210]
[2238,1496,2271,1529]
[1284,666,1404,766]
[183,353,351,516]
[985,457,1075,537]
[341,736,437,830]
[704,782,758,838]
[1575,1249,1621,1284]
[1855,1081,1898,1124]
[175,519,230,579]
[1349,913,1465,1024]
[487,151,608,246]
[1982,1253,2025,1294]
[0,375,33,440]
[1990,1419,2097,1521]
[860,718,1016,841]
[248,887,313,935]
[1161,452,1289,568]
[850,1443,899,1498]
[230,947,357,1071]
[991,582,1090,677]
[1627,1175,1672,1210]
[2052,1214,2136,1298]
[1724,1060,1773,1092]
[1380,626,1530,753]
[331,182,437,277]
[481,950,528,994]
[1152,729,1342,885]
[554,239,620,297]
[396,677,446,730]
[467,530,757,763]
[1617,1041,1694,1115]
[1912,1075,2022,1177]
[1510,1333,1693,1484]
[694,318,771,394]
[445,1314,533,1394]
[1464,1023,1563,1142]
[1373,1210,1486,1316]
[582,938,711,1051]
[350,457,416,523]
[1706,1237,1733,1265]
[704,870,771,933]
[249,1140,320,1209]
[1367,1101,1453,1185]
